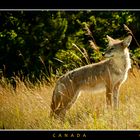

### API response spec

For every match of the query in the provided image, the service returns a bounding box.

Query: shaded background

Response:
[0,11,140,84]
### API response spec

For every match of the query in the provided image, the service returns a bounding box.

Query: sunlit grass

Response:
[0,68,140,129]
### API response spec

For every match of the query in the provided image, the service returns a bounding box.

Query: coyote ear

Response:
[107,35,115,46]
[123,35,132,47]
[107,35,115,41]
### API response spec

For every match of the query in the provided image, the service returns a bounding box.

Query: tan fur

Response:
[50,35,132,119]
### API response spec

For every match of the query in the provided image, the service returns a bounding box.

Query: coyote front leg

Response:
[113,82,121,109]
[106,86,113,108]
[105,67,113,108]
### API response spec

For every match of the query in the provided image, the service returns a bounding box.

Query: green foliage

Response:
[91,51,103,63]
[134,48,140,59]
[56,49,84,71]
[0,11,139,84]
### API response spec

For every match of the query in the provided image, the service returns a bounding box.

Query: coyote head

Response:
[104,35,132,58]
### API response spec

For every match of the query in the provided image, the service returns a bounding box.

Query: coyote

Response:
[50,35,132,119]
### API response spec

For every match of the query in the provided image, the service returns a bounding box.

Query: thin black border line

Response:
[0,9,140,11]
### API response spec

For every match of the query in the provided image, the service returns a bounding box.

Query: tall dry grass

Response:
[0,68,140,129]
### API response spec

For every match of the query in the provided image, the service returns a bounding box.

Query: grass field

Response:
[0,68,140,130]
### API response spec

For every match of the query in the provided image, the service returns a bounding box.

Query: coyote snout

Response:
[50,35,132,119]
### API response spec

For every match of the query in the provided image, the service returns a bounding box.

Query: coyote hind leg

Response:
[50,90,80,120]
[50,90,65,119]
[53,106,67,121]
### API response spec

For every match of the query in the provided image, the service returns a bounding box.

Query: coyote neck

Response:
[110,48,131,73]
[124,48,131,70]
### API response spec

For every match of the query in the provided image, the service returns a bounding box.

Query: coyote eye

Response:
[109,47,114,51]
[106,47,114,53]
